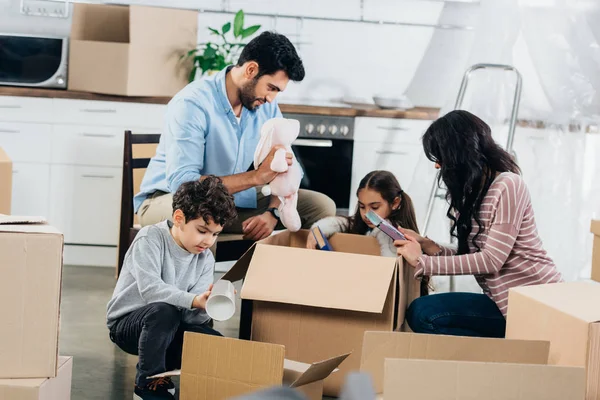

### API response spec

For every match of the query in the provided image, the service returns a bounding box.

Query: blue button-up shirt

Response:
[134,67,283,212]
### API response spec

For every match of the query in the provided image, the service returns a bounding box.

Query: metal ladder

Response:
[421,63,523,292]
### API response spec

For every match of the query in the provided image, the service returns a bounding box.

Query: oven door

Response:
[292,138,353,215]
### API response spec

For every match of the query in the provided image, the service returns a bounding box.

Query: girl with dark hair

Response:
[307,170,431,296]
[395,110,562,338]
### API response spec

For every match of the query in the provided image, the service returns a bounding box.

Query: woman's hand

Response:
[306,233,318,249]
[394,236,423,267]
[398,227,425,244]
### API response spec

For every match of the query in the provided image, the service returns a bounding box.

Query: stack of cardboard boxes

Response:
[186,227,600,400]
[0,216,72,399]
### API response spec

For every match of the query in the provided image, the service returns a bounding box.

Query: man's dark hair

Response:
[172,176,237,227]
[237,31,305,82]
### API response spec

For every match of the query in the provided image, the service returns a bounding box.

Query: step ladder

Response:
[421,63,523,292]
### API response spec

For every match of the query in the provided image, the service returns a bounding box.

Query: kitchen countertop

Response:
[0,86,440,120]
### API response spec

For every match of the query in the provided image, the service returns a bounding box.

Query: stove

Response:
[283,113,355,215]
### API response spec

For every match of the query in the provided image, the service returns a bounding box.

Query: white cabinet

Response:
[0,96,54,123]
[51,124,124,167]
[350,117,432,213]
[11,163,50,218]
[49,165,122,246]
[0,122,52,163]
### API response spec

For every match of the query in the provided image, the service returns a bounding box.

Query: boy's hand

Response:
[192,284,213,310]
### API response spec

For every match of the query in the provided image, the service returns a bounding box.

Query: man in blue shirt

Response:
[135,32,336,240]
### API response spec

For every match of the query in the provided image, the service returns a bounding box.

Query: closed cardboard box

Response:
[0,217,64,378]
[360,331,585,400]
[0,357,72,400]
[157,332,349,400]
[222,230,421,396]
[592,220,600,283]
[506,281,600,400]
[0,147,12,214]
[68,4,197,96]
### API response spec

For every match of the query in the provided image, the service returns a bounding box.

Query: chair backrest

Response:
[118,130,161,274]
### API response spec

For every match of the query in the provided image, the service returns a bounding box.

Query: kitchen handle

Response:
[377,126,408,131]
[0,105,22,109]
[81,174,116,179]
[80,108,117,114]
[292,139,333,148]
[0,129,20,133]
[376,150,409,155]
[80,133,116,138]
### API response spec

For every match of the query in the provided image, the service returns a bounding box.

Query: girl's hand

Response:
[394,236,423,267]
[306,233,318,249]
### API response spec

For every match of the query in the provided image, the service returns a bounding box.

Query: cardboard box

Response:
[68,3,197,96]
[0,357,72,400]
[222,230,421,396]
[0,216,64,378]
[0,147,12,214]
[360,331,551,395]
[158,332,349,400]
[592,220,600,283]
[384,359,585,400]
[506,281,600,400]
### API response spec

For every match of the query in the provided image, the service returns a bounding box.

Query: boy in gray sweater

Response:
[107,177,237,400]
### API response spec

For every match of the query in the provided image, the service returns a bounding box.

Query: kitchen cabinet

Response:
[11,163,51,218]
[49,165,122,246]
[0,96,165,267]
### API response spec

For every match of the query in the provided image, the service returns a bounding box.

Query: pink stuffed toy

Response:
[253,118,303,232]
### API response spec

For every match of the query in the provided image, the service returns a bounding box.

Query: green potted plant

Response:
[183,10,261,82]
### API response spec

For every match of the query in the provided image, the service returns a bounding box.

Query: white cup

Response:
[206,280,236,322]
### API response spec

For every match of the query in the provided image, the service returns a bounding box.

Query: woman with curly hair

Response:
[107,176,238,400]
[395,110,562,338]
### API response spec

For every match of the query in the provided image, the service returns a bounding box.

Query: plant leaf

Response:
[204,45,217,58]
[233,10,244,38]
[221,22,231,34]
[208,27,220,35]
[189,67,197,83]
[241,25,260,39]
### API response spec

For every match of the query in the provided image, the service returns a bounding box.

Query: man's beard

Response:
[239,78,265,111]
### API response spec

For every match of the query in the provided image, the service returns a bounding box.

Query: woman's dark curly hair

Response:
[422,110,520,254]
[172,176,237,227]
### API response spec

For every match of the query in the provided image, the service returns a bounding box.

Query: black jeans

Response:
[406,292,506,338]
[109,302,222,387]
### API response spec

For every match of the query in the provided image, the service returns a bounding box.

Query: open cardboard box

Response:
[592,220,600,283]
[0,215,63,378]
[154,332,350,400]
[506,281,600,400]
[0,147,12,214]
[69,3,197,96]
[221,229,421,396]
[360,331,586,400]
[0,356,73,399]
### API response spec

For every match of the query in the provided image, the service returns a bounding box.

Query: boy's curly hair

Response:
[172,176,237,227]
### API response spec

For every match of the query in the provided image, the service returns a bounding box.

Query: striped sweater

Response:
[415,172,562,316]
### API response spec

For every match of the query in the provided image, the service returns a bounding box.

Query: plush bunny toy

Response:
[253,118,303,232]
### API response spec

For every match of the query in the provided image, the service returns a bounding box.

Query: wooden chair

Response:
[117,130,253,276]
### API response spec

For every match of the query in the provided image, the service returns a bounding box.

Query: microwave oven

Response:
[0,33,68,89]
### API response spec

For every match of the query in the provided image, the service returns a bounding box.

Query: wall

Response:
[0,0,476,106]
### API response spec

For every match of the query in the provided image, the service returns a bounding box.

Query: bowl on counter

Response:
[372,94,414,110]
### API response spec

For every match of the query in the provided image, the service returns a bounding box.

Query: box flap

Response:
[383,359,586,400]
[361,331,550,394]
[180,332,285,399]
[0,218,61,235]
[284,353,351,388]
[510,282,600,323]
[592,220,600,236]
[0,214,47,225]
[328,233,381,256]
[221,244,256,283]
[71,3,130,42]
[240,244,396,313]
